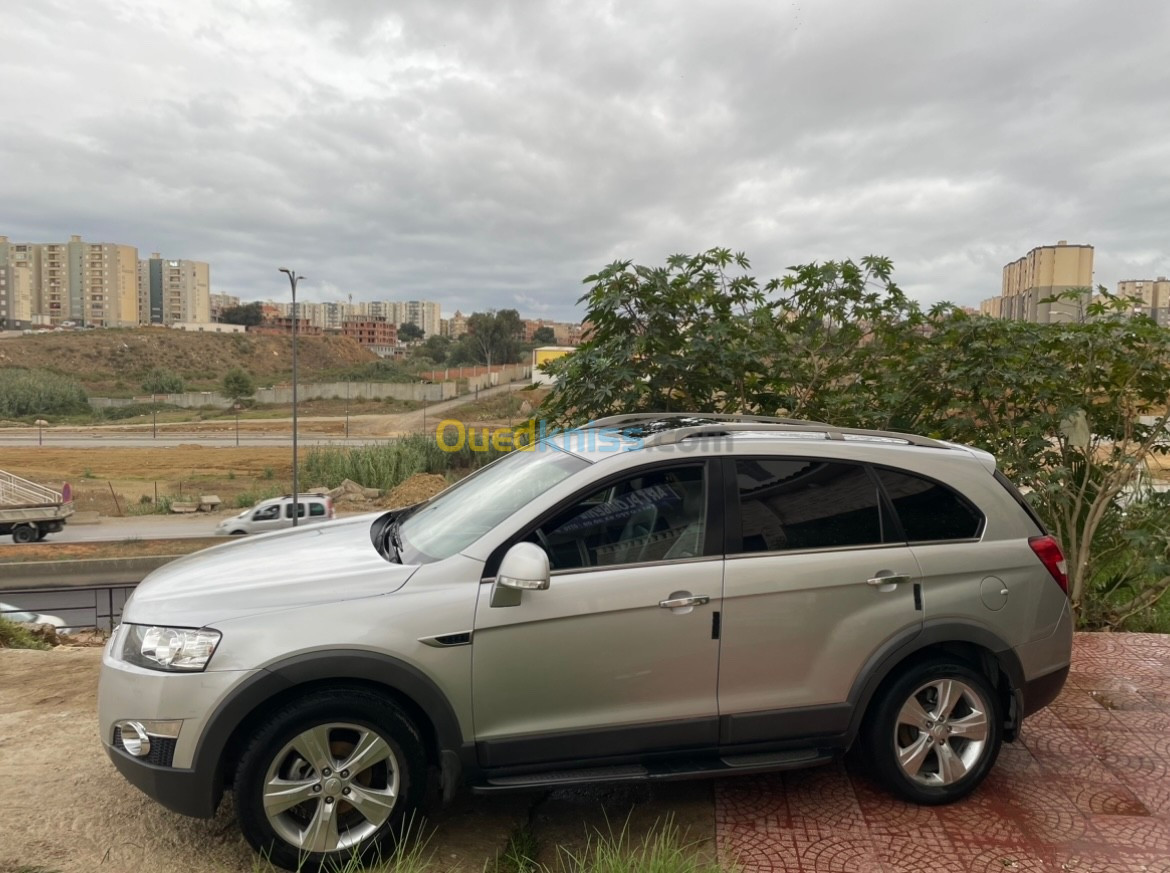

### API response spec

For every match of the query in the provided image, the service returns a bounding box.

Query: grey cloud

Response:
[1,0,1168,319]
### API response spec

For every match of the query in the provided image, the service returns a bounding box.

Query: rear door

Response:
[717,457,922,744]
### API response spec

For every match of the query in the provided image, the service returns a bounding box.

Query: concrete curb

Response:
[0,555,180,590]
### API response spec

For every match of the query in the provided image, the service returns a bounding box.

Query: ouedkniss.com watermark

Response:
[434,419,641,453]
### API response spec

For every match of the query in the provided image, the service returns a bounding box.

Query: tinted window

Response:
[876,468,983,541]
[284,501,325,518]
[530,465,707,570]
[734,459,883,553]
[309,502,326,517]
[253,505,279,521]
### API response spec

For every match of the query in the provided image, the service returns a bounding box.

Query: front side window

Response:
[734,459,883,553]
[253,505,279,521]
[528,464,707,571]
[875,468,983,541]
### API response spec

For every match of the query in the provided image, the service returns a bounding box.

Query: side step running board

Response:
[472,749,833,793]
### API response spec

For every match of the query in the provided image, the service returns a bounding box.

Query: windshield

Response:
[396,447,588,563]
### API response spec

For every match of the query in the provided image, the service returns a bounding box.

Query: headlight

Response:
[122,624,221,672]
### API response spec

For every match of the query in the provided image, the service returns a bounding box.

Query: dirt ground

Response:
[0,649,713,873]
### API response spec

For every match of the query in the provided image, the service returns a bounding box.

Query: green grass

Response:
[0,617,51,650]
[300,433,509,492]
[247,817,724,873]
[234,484,286,509]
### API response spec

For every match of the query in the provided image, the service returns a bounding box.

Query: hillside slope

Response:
[0,328,378,394]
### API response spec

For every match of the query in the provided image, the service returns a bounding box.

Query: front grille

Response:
[113,726,177,767]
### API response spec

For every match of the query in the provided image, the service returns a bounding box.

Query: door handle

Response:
[659,594,710,609]
[866,573,911,587]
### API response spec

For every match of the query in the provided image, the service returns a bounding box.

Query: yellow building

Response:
[532,346,575,385]
[998,241,1094,323]
[1117,277,1170,325]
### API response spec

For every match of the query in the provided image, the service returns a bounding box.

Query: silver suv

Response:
[99,415,1072,870]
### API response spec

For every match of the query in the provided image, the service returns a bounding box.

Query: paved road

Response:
[23,515,224,543]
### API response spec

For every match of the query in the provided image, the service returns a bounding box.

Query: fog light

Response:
[116,721,151,757]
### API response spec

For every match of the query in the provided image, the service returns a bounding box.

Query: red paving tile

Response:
[715,633,1170,872]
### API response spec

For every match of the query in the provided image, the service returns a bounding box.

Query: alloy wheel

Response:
[894,677,990,787]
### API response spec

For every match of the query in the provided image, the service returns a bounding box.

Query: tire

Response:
[12,524,37,544]
[234,688,428,872]
[230,530,247,536]
[864,659,1002,805]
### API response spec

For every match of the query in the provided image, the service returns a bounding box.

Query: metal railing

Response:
[0,470,64,506]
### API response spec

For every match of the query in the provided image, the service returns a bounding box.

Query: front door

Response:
[717,457,923,744]
[472,461,722,769]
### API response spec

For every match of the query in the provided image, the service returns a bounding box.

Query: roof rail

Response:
[639,422,953,450]
[583,412,829,430]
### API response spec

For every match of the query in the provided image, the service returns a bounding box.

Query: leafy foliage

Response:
[221,367,256,400]
[140,367,185,395]
[0,367,89,417]
[448,309,523,367]
[398,322,426,343]
[542,248,1170,627]
[532,326,557,345]
[220,302,263,326]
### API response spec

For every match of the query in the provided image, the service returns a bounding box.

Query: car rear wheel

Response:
[865,659,1002,804]
[12,524,37,544]
[234,688,427,871]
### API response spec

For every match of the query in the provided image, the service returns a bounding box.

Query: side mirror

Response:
[491,543,550,607]
[497,542,551,590]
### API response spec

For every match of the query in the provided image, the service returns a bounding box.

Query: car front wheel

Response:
[865,659,1002,805]
[234,688,427,871]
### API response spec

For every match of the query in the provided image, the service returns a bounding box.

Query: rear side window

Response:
[734,459,883,553]
[875,468,983,541]
[309,502,326,517]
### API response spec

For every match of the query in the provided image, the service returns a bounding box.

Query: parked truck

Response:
[0,470,73,543]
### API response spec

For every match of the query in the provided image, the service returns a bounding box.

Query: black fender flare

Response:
[844,620,1025,744]
[191,649,466,805]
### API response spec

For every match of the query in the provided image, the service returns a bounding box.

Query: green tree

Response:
[141,367,184,395]
[221,367,256,400]
[462,309,524,369]
[398,322,425,343]
[412,334,452,364]
[532,326,557,345]
[220,302,263,326]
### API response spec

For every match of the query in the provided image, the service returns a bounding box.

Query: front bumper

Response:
[105,744,221,818]
[99,634,260,818]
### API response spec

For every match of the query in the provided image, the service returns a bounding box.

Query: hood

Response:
[124,513,416,627]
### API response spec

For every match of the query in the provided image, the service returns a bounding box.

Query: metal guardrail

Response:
[1,584,133,631]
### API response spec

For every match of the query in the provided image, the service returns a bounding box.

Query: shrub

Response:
[141,367,185,394]
[301,434,508,492]
[0,617,51,650]
[0,368,89,417]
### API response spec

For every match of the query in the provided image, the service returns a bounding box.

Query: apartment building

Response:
[983,241,1094,323]
[1117,277,1170,326]
[0,235,140,326]
[138,253,211,325]
[210,293,240,321]
[341,318,397,356]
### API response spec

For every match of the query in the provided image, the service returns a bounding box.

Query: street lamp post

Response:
[234,403,241,447]
[279,268,306,527]
[35,419,47,446]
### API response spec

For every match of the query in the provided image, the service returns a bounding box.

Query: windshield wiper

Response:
[387,519,404,563]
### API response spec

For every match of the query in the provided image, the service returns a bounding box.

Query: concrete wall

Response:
[89,380,460,409]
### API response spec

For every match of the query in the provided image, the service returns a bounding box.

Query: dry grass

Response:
[0,537,220,564]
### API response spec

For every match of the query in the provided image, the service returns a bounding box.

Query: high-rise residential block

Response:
[138,253,211,325]
[993,241,1094,323]
[0,234,140,326]
[1117,277,1170,326]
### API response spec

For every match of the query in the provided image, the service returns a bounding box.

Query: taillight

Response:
[1029,535,1068,595]
[326,497,334,518]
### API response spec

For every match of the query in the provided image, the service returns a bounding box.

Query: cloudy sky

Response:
[3,0,1169,320]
